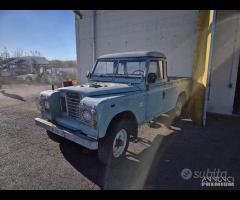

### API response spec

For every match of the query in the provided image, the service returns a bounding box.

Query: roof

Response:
[98,51,166,59]
[20,56,49,65]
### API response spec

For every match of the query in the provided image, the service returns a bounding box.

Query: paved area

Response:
[0,84,239,190]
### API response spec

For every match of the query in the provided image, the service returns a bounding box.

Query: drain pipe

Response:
[73,10,83,83]
[203,10,217,127]
[93,10,96,65]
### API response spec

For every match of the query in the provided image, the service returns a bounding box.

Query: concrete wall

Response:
[75,10,240,115]
[75,10,198,83]
[75,11,94,84]
[207,11,240,115]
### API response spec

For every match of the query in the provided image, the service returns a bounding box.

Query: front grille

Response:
[60,96,67,112]
[66,92,82,121]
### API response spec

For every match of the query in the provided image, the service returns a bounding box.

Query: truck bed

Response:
[168,76,192,103]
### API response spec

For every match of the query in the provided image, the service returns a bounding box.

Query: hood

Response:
[58,82,140,97]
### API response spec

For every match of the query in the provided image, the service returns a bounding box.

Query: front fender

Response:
[97,92,146,138]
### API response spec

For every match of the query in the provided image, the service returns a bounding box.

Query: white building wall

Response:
[75,11,95,84]
[207,10,240,115]
[75,10,240,115]
[76,10,198,83]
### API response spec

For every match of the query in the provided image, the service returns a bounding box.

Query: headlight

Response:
[82,110,92,122]
[37,97,44,111]
[44,101,50,110]
[90,108,97,115]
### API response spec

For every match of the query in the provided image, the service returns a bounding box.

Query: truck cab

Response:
[35,51,191,165]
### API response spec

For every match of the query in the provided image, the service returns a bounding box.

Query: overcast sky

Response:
[0,10,76,61]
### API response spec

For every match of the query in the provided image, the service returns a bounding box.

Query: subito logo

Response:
[181,168,192,180]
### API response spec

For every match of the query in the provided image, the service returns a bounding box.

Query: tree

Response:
[30,50,41,57]
[0,46,10,60]
[12,48,24,57]
[0,46,43,59]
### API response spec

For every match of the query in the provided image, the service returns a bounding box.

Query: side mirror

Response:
[86,70,91,78]
[147,73,157,84]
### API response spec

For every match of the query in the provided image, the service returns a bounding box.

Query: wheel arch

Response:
[178,91,187,101]
[25,76,33,81]
[103,110,138,139]
[176,91,188,116]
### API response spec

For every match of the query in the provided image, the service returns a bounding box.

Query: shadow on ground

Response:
[59,113,240,190]
[0,89,26,101]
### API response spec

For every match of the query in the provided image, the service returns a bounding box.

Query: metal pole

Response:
[93,10,96,65]
[203,10,217,127]
[74,10,82,84]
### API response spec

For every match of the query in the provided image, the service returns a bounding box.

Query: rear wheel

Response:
[175,94,186,120]
[25,77,32,83]
[98,119,130,166]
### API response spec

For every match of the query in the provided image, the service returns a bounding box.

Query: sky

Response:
[0,10,76,61]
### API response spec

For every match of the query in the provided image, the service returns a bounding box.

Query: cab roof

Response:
[98,51,166,59]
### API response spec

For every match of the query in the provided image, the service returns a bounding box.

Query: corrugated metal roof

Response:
[98,51,166,59]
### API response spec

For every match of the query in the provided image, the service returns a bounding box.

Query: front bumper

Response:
[35,118,98,150]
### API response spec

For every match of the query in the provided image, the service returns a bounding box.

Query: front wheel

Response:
[98,119,130,166]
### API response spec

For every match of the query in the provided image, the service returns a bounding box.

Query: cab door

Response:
[146,59,166,120]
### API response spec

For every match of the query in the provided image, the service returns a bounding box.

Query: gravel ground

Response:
[0,83,239,190]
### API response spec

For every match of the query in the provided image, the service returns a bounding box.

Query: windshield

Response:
[92,59,146,77]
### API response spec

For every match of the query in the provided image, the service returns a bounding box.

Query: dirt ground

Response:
[0,83,239,190]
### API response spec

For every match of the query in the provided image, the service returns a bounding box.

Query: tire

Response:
[98,119,130,166]
[47,130,64,143]
[25,77,32,83]
[174,94,186,120]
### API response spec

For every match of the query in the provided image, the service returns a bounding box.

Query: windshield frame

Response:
[91,58,147,78]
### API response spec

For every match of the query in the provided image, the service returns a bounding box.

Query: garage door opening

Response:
[233,55,240,114]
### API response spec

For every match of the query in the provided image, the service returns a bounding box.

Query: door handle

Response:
[162,91,166,99]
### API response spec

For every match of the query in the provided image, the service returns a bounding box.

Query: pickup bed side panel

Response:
[165,78,192,112]
[97,92,146,138]
[162,82,178,113]
[145,78,192,119]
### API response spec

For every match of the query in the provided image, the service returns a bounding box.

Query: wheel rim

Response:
[176,99,182,117]
[112,129,127,158]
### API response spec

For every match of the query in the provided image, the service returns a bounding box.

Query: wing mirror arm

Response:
[86,70,91,78]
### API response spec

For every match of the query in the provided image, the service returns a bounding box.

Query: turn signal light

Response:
[90,120,97,128]
[63,80,73,87]
[63,80,78,87]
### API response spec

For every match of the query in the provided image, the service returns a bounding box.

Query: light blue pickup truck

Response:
[35,51,191,165]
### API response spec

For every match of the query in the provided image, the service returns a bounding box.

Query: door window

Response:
[159,60,164,79]
[148,61,158,75]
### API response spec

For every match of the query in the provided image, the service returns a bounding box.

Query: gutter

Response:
[73,10,83,19]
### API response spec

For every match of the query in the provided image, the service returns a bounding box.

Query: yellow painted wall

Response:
[187,10,214,126]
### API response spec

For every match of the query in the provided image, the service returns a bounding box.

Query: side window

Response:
[148,61,158,75]
[117,62,125,75]
[126,61,145,75]
[159,60,164,79]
